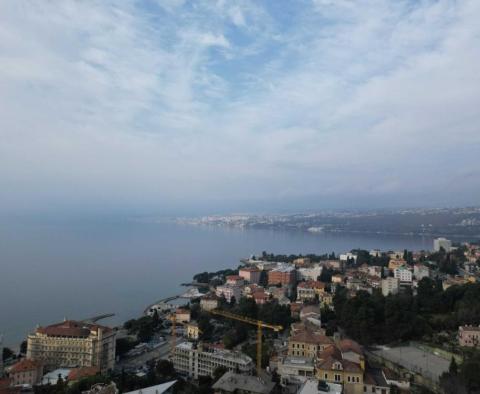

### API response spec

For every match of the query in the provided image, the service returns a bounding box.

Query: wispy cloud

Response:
[0,0,479,213]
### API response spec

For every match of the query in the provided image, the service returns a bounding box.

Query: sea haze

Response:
[0,215,433,346]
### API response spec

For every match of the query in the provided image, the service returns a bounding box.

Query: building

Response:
[212,371,274,394]
[172,342,253,379]
[297,281,326,301]
[200,294,219,311]
[413,264,430,280]
[68,366,100,382]
[238,267,261,284]
[297,266,323,282]
[8,359,43,387]
[268,264,296,286]
[27,320,115,373]
[186,322,200,340]
[277,356,315,387]
[123,381,176,394]
[316,340,365,394]
[434,237,452,252]
[388,259,406,271]
[393,266,412,283]
[226,275,245,286]
[369,250,382,258]
[381,277,399,297]
[288,331,333,358]
[216,284,242,304]
[339,253,357,263]
[298,379,343,394]
[175,308,191,324]
[294,258,311,267]
[459,325,480,347]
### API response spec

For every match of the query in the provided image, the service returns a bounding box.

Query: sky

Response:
[0,0,479,215]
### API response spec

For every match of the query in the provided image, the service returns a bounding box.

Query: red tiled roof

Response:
[68,366,100,381]
[10,359,42,373]
[226,275,243,281]
[298,280,326,289]
[37,320,111,337]
[339,339,363,355]
[290,330,333,346]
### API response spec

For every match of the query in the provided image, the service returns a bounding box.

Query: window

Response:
[335,374,341,382]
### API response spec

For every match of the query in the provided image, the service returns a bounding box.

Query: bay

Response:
[0,215,433,347]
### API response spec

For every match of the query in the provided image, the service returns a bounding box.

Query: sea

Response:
[0,214,434,347]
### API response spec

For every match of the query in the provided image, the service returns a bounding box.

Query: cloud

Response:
[0,0,479,213]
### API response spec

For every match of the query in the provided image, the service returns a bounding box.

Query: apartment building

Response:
[238,267,261,284]
[226,275,245,286]
[216,284,242,304]
[393,267,412,283]
[381,277,399,297]
[27,320,116,372]
[172,342,253,379]
[268,264,296,286]
[434,237,452,252]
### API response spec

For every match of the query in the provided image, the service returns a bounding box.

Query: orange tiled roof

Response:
[68,366,100,381]
[290,330,333,346]
[10,359,42,373]
[37,320,111,337]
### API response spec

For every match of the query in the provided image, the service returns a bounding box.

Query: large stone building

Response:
[172,342,253,379]
[27,320,116,372]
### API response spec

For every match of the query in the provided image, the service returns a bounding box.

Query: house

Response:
[253,290,269,305]
[212,371,274,394]
[316,345,364,394]
[288,331,333,358]
[297,281,326,301]
[459,325,480,347]
[8,359,43,387]
[388,259,406,271]
[175,308,191,324]
[68,367,100,382]
[226,275,245,286]
[200,294,219,311]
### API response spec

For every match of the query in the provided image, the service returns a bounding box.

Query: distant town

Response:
[176,207,480,239]
[2,237,480,394]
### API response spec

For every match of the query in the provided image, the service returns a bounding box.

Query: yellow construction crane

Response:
[209,308,283,375]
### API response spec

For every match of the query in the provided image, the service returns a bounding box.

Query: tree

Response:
[212,366,228,382]
[449,356,458,375]
[156,360,175,378]
[2,347,14,361]
[20,340,28,355]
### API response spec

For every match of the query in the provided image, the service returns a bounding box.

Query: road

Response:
[116,338,185,371]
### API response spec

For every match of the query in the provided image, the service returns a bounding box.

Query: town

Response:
[2,237,480,394]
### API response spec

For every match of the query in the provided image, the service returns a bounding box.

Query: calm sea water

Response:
[0,215,433,347]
